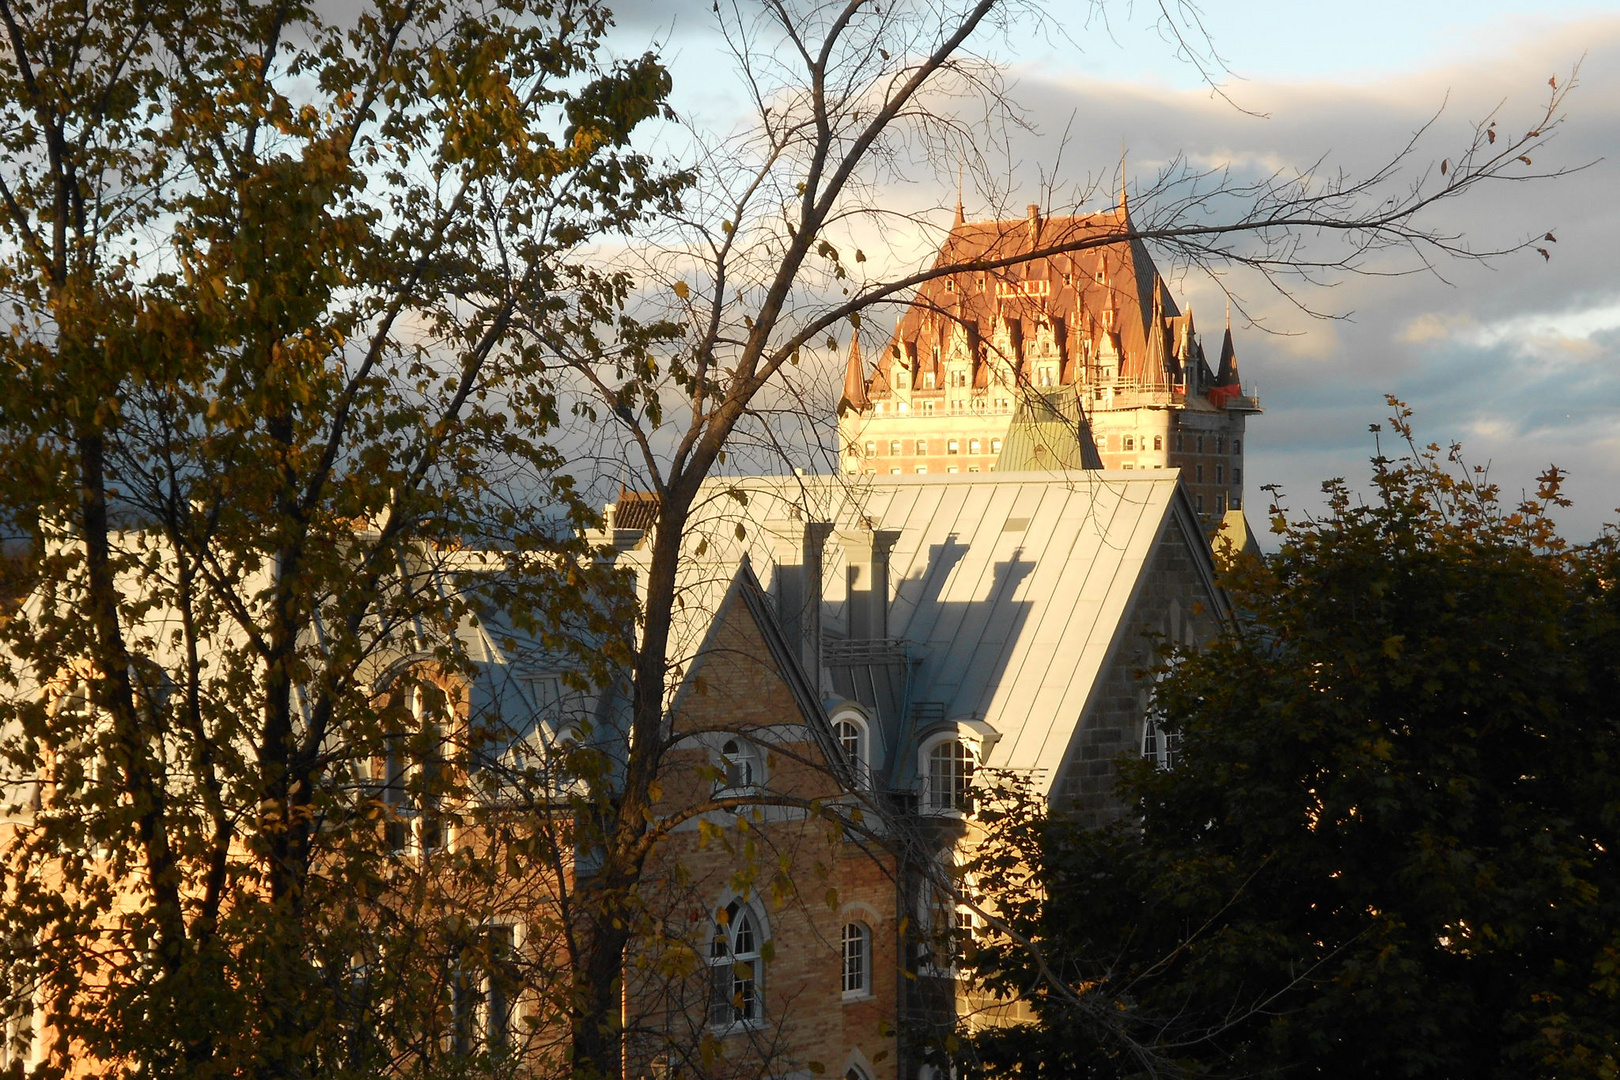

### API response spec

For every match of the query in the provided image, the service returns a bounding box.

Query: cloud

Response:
[986,13,1620,541]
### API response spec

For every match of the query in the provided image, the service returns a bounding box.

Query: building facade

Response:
[837,198,1260,522]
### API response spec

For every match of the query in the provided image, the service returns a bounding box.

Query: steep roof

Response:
[869,203,1188,392]
[993,386,1105,471]
[649,472,1222,798]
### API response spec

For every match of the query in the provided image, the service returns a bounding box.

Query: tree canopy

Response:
[966,403,1620,1079]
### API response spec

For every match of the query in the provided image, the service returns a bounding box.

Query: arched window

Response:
[718,738,762,791]
[833,716,870,787]
[924,739,974,813]
[841,922,871,997]
[710,900,764,1025]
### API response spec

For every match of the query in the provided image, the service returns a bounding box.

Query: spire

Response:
[954,163,965,226]
[1117,150,1130,224]
[837,335,870,416]
[1216,322,1239,387]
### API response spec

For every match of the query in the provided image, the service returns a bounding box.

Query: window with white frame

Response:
[718,738,762,792]
[924,738,974,813]
[841,922,871,997]
[1142,661,1182,770]
[451,922,520,1056]
[1142,714,1181,770]
[833,716,870,787]
[375,681,448,856]
[710,900,765,1025]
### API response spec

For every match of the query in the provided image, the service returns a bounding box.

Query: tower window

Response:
[889,440,901,456]
[1153,435,1162,451]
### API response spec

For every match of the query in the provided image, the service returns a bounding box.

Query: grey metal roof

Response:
[636,471,1210,797]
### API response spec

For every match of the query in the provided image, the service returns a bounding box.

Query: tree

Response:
[0,1,674,1076]
[0,0,1583,1077]
[534,3,1576,1072]
[962,403,1620,1078]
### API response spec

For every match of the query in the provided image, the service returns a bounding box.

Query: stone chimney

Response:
[839,526,899,641]
[1026,203,1042,252]
[773,520,833,678]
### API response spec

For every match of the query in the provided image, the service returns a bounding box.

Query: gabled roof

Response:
[657,472,1223,798]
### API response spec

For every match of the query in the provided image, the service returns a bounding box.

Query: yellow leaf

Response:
[672,280,690,300]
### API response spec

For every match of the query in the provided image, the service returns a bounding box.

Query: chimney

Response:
[839,526,899,641]
[1026,203,1042,251]
[774,520,833,678]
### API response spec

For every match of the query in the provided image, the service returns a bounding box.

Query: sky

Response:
[613,0,1620,543]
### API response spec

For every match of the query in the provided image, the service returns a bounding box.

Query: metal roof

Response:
[640,471,1209,797]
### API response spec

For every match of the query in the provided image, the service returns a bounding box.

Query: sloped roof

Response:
[645,472,1217,797]
[993,386,1105,471]
[870,204,1185,390]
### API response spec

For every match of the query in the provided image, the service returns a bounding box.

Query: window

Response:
[889,440,902,456]
[968,438,981,455]
[375,683,447,856]
[1153,435,1162,450]
[3,932,39,1070]
[914,465,927,474]
[1195,465,1204,483]
[842,923,871,997]
[1233,467,1242,484]
[452,923,520,1056]
[718,738,762,791]
[967,465,980,473]
[1197,435,1205,453]
[945,277,955,293]
[1216,464,1225,483]
[925,739,974,813]
[1176,433,1184,452]
[1196,494,1204,513]
[922,401,935,415]
[1123,435,1135,451]
[923,370,936,389]
[946,466,959,474]
[710,901,764,1025]
[864,440,875,457]
[1233,439,1242,454]
[1142,714,1181,770]
[889,468,901,475]
[947,440,959,455]
[990,438,1002,455]
[915,440,927,455]
[834,717,869,786]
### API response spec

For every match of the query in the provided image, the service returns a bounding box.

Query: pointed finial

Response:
[1225,298,1231,330]
[954,163,965,226]
[1117,147,1129,221]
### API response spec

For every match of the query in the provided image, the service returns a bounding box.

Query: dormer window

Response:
[833,715,871,787]
[922,738,974,814]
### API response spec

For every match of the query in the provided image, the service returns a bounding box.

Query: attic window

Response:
[945,278,956,293]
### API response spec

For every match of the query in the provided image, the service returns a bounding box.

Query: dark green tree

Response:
[966,402,1620,1079]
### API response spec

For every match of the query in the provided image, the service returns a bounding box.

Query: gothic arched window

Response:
[710,900,764,1025]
